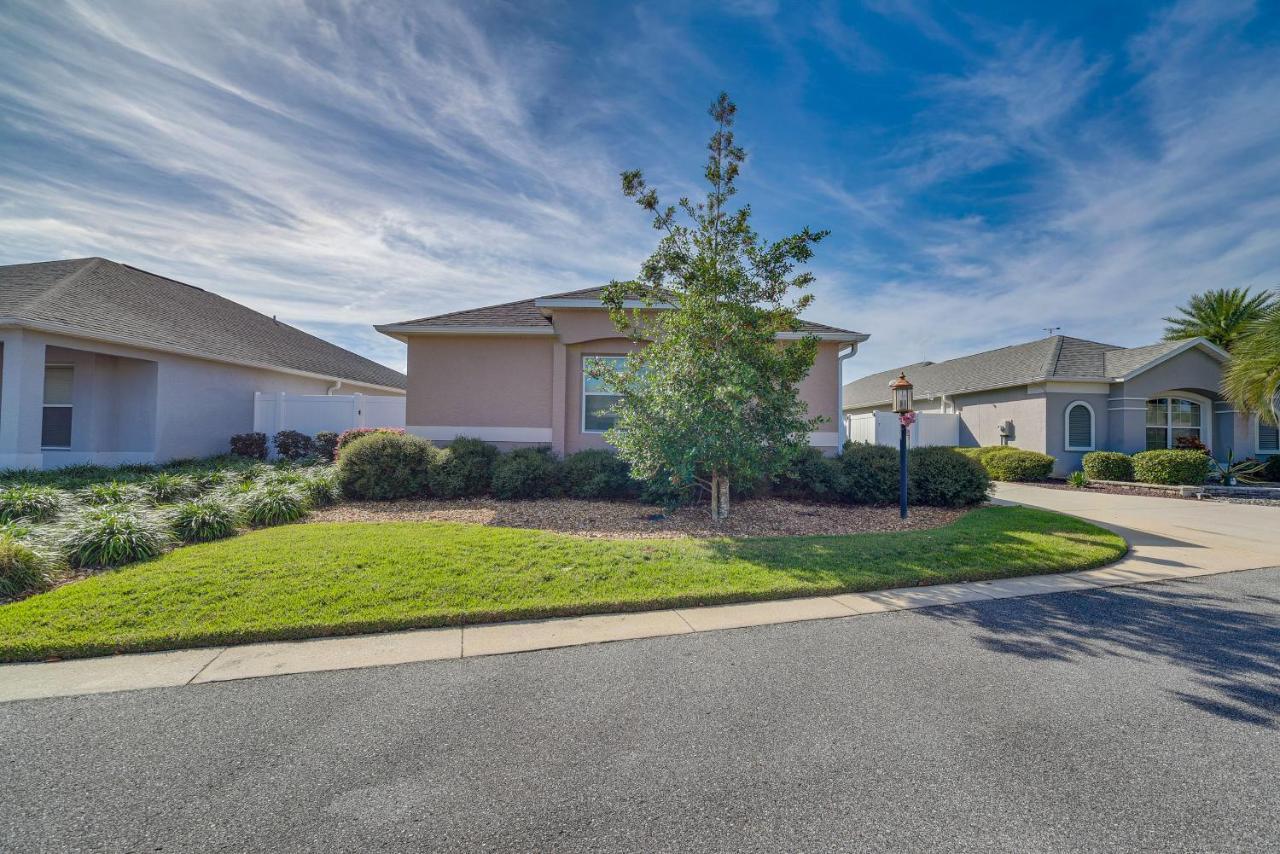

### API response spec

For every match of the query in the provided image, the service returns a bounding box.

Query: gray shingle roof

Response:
[0,258,405,390]
[382,287,864,338]
[843,335,1219,409]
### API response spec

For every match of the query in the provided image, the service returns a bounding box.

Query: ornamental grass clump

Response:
[240,483,310,527]
[0,484,65,523]
[141,472,199,505]
[54,505,172,568]
[77,481,142,507]
[0,535,56,598]
[169,496,240,543]
[299,467,340,507]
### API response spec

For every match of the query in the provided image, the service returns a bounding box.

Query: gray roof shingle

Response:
[843,335,1218,409]
[0,258,405,390]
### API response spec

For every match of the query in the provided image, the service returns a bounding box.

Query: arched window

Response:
[1064,401,1094,451]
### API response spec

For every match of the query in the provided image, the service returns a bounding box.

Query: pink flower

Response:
[899,410,917,428]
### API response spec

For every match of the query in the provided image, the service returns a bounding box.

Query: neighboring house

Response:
[376,287,867,456]
[0,258,405,469]
[843,334,1278,475]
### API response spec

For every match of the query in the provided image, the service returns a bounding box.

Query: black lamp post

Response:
[890,372,914,520]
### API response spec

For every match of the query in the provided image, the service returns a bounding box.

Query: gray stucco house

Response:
[843,334,1278,476]
[0,258,405,470]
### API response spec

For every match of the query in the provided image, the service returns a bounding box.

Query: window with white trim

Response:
[41,364,74,449]
[1064,401,1094,451]
[1145,397,1203,450]
[582,355,628,433]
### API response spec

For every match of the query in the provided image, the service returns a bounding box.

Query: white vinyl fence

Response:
[845,411,959,449]
[253,392,405,437]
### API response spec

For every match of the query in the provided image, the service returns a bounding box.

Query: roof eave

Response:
[532,298,673,309]
[375,323,556,339]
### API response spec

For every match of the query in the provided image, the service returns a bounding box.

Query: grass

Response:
[0,506,1126,662]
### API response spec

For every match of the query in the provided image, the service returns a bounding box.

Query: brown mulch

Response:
[307,497,969,539]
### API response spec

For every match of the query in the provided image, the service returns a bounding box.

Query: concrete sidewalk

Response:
[3,484,1275,703]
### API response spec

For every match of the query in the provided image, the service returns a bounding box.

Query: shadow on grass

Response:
[924,578,1280,728]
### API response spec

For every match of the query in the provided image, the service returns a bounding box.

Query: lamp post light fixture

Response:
[889,373,914,519]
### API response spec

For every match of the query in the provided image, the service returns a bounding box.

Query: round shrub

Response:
[338,432,439,500]
[908,446,990,506]
[0,484,64,523]
[335,427,405,456]
[1132,449,1212,485]
[273,430,314,461]
[772,447,845,502]
[429,437,500,499]
[981,448,1055,482]
[170,496,239,543]
[490,447,563,500]
[54,505,171,568]
[1082,451,1134,482]
[837,442,899,505]
[313,431,340,462]
[230,432,268,460]
[77,481,142,507]
[561,449,635,500]
[240,483,310,526]
[141,472,199,504]
[0,535,54,598]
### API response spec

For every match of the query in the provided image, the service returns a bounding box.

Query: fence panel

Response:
[843,411,959,449]
[253,392,405,437]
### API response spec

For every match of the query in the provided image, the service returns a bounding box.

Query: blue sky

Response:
[2,0,1278,379]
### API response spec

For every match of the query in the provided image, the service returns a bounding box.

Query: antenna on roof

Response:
[1043,326,1061,336]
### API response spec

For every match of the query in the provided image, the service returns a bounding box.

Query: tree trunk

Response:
[710,473,730,522]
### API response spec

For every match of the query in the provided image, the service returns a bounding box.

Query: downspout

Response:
[837,345,857,451]
[326,379,343,395]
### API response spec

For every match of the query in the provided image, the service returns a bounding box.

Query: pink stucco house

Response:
[376,287,867,456]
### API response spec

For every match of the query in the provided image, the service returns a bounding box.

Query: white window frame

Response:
[581,355,628,434]
[1143,393,1212,451]
[41,362,74,450]
[1063,400,1095,452]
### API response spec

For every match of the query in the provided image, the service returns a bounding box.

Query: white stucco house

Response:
[0,258,405,469]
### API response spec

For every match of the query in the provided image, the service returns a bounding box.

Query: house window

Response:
[42,364,74,449]
[582,355,628,433]
[1064,401,1094,451]
[1259,396,1280,454]
[1145,397,1202,450]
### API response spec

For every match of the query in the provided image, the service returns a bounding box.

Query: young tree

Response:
[1162,287,1275,351]
[593,93,827,521]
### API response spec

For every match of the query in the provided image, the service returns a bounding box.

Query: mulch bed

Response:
[308,497,969,539]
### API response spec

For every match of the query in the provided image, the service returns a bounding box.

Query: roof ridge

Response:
[25,257,102,314]
[1042,335,1065,377]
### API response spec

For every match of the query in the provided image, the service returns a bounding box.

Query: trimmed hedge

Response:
[908,446,990,507]
[335,427,405,456]
[981,448,1056,482]
[837,443,899,505]
[491,447,563,500]
[560,450,635,500]
[338,432,440,500]
[429,437,500,499]
[772,447,844,502]
[1132,449,1212,486]
[1083,451,1134,482]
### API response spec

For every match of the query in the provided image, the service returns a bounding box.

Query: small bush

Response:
[491,447,563,500]
[141,472,199,504]
[54,505,171,568]
[837,442,900,505]
[772,447,845,502]
[170,496,239,543]
[240,483,310,526]
[639,470,695,509]
[335,427,405,456]
[0,485,64,523]
[313,431,340,462]
[981,449,1056,482]
[299,467,340,507]
[1082,451,1134,482]
[0,535,55,598]
[230,432,268,460]
[428,437,500,499]
[561,449,635,500]
[1264,454,1280,483]
[77,481,142,507]
[338,432,439,500]
[1132,449,1212,485]
[273,430,314,461]
[908,446,990,507]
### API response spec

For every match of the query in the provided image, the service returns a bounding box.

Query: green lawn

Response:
[0,506,1125,662]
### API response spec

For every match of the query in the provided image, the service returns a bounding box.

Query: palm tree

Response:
[1223,303,1280,423]
[1163,287,1275,351]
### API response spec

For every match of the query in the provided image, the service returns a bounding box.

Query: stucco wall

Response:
[563,337,644,454]
[1044,391,1110,474]
[951,387,1048,452]
[1110,346,1227,457]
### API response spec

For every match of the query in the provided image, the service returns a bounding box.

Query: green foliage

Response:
[771,447,844,502]
[298,467,340,507]
[169,496,239,543]
[335,427,405,456]
[1163,287,1275,351]
[337,432,439,500]
[980,449,1056,482]
[1222,302,1280,422]
[1132,449,1212,485]
[596,94,827,519]
[0,485,65,523]
[1082,451,1134,482]
[560,450,636,500]
[837,443,899,505]
[272,430,314,461]
[141,472,199,504]
[490,447,563,500]
[54,505,172,568]
[0,535,55,599]
[240,484,310,527]
[428,437,500,499]
[229,432,268,459]
[77,481,142,507]
[1262,454,1280,482]
[1067,470,1089,488]
[313,431,340,462]
[908,446,991,507]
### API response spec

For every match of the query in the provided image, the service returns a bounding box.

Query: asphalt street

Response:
[5,567,1279,853]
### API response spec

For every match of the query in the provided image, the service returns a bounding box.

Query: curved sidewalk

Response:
[3,485,1276,703]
